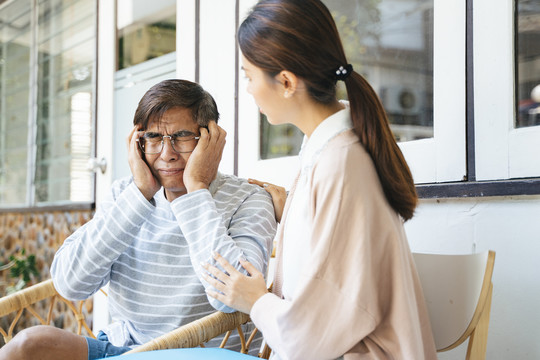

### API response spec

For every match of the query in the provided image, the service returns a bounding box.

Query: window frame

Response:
[419,0,540,198]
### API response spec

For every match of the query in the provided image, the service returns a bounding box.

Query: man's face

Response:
[143,107,200,199]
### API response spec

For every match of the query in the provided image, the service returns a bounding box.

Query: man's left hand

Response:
[184,121,226,193]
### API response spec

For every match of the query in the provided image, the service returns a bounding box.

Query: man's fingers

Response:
[127,126,138,147]
[196,122,226,151]
[206,121,227,143]
[128,126,145,149]
[199,126,209,142]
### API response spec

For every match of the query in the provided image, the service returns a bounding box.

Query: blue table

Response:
[105,348,259,359]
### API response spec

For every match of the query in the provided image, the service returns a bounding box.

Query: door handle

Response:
[87,157,107,174]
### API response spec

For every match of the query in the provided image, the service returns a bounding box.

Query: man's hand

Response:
[127,126,161,201]
[183,121,226,193]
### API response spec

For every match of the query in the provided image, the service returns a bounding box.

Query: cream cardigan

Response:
[251,109,437,360]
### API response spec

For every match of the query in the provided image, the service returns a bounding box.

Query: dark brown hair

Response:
[133,79,219,129]
[239,0,417,220]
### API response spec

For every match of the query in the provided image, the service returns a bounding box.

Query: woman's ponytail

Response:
[345,72,417,220]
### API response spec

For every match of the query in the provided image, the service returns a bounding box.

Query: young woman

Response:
[202,0,437,358]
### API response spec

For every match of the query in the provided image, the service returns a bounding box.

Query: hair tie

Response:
[334,64,353,81]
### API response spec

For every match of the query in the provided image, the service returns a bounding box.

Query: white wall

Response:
[197,0,237,176]
[405,196,540,359]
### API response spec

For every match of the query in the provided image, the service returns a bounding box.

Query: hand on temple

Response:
[184,121,226,193]
[127,125,161,201]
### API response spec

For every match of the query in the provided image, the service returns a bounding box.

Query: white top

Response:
[281,107,353,300]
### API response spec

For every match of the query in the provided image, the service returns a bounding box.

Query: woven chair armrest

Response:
[125,311,251,354]
[0,279,57,317]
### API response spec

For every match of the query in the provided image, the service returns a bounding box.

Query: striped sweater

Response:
[50,172,277,351]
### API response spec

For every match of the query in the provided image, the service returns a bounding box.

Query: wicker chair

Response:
[0,279,94,344]
[0,279,269,357]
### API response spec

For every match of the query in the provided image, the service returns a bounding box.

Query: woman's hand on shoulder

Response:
[248,178,287,223]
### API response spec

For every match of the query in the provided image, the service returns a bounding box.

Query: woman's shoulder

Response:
[312,128,387,201]
[315,129,375,178]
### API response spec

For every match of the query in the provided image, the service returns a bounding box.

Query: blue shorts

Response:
[86,331,132,360]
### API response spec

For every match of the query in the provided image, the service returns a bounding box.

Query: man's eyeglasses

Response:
[136,132,200,154]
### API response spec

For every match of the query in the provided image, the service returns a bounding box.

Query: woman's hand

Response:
[248,179,287,222]
[201,253,268,314]
[127,126,161,201]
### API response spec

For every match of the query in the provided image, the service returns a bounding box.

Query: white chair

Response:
[413,250,495,360]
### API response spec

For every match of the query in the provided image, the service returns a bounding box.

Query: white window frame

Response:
[474,0,540,181]
[198,0,238,176]
[237,0,466,187]
[237,0,300,186]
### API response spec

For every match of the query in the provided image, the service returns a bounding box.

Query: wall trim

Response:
[0,203,95,214]
[416,178,540,199]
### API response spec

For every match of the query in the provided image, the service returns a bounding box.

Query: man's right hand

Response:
[127,126,161,201]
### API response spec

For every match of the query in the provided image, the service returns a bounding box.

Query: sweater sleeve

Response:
[251,143,398,359]
[172,187,277,313]
[50,179,155,300]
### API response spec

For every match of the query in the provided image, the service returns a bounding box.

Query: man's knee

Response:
[0,325,58,359]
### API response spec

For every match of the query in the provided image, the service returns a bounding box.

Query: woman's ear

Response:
[276,70,298,98]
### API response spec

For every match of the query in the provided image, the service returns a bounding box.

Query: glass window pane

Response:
[327,0,434,142]
[260,115,303,160]
[0,0,96,208]
[258,0,434,160]
[516,0,540,128]
[117,0,176,70]
[0,1,32,206]
[35,0,95,204]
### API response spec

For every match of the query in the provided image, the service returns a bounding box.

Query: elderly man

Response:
[0,79,276,360]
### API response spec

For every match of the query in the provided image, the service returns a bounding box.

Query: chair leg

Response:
[259,343,272,359]
[466,283,493,360]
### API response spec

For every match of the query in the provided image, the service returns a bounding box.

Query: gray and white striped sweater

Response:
[51,172,277,351]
